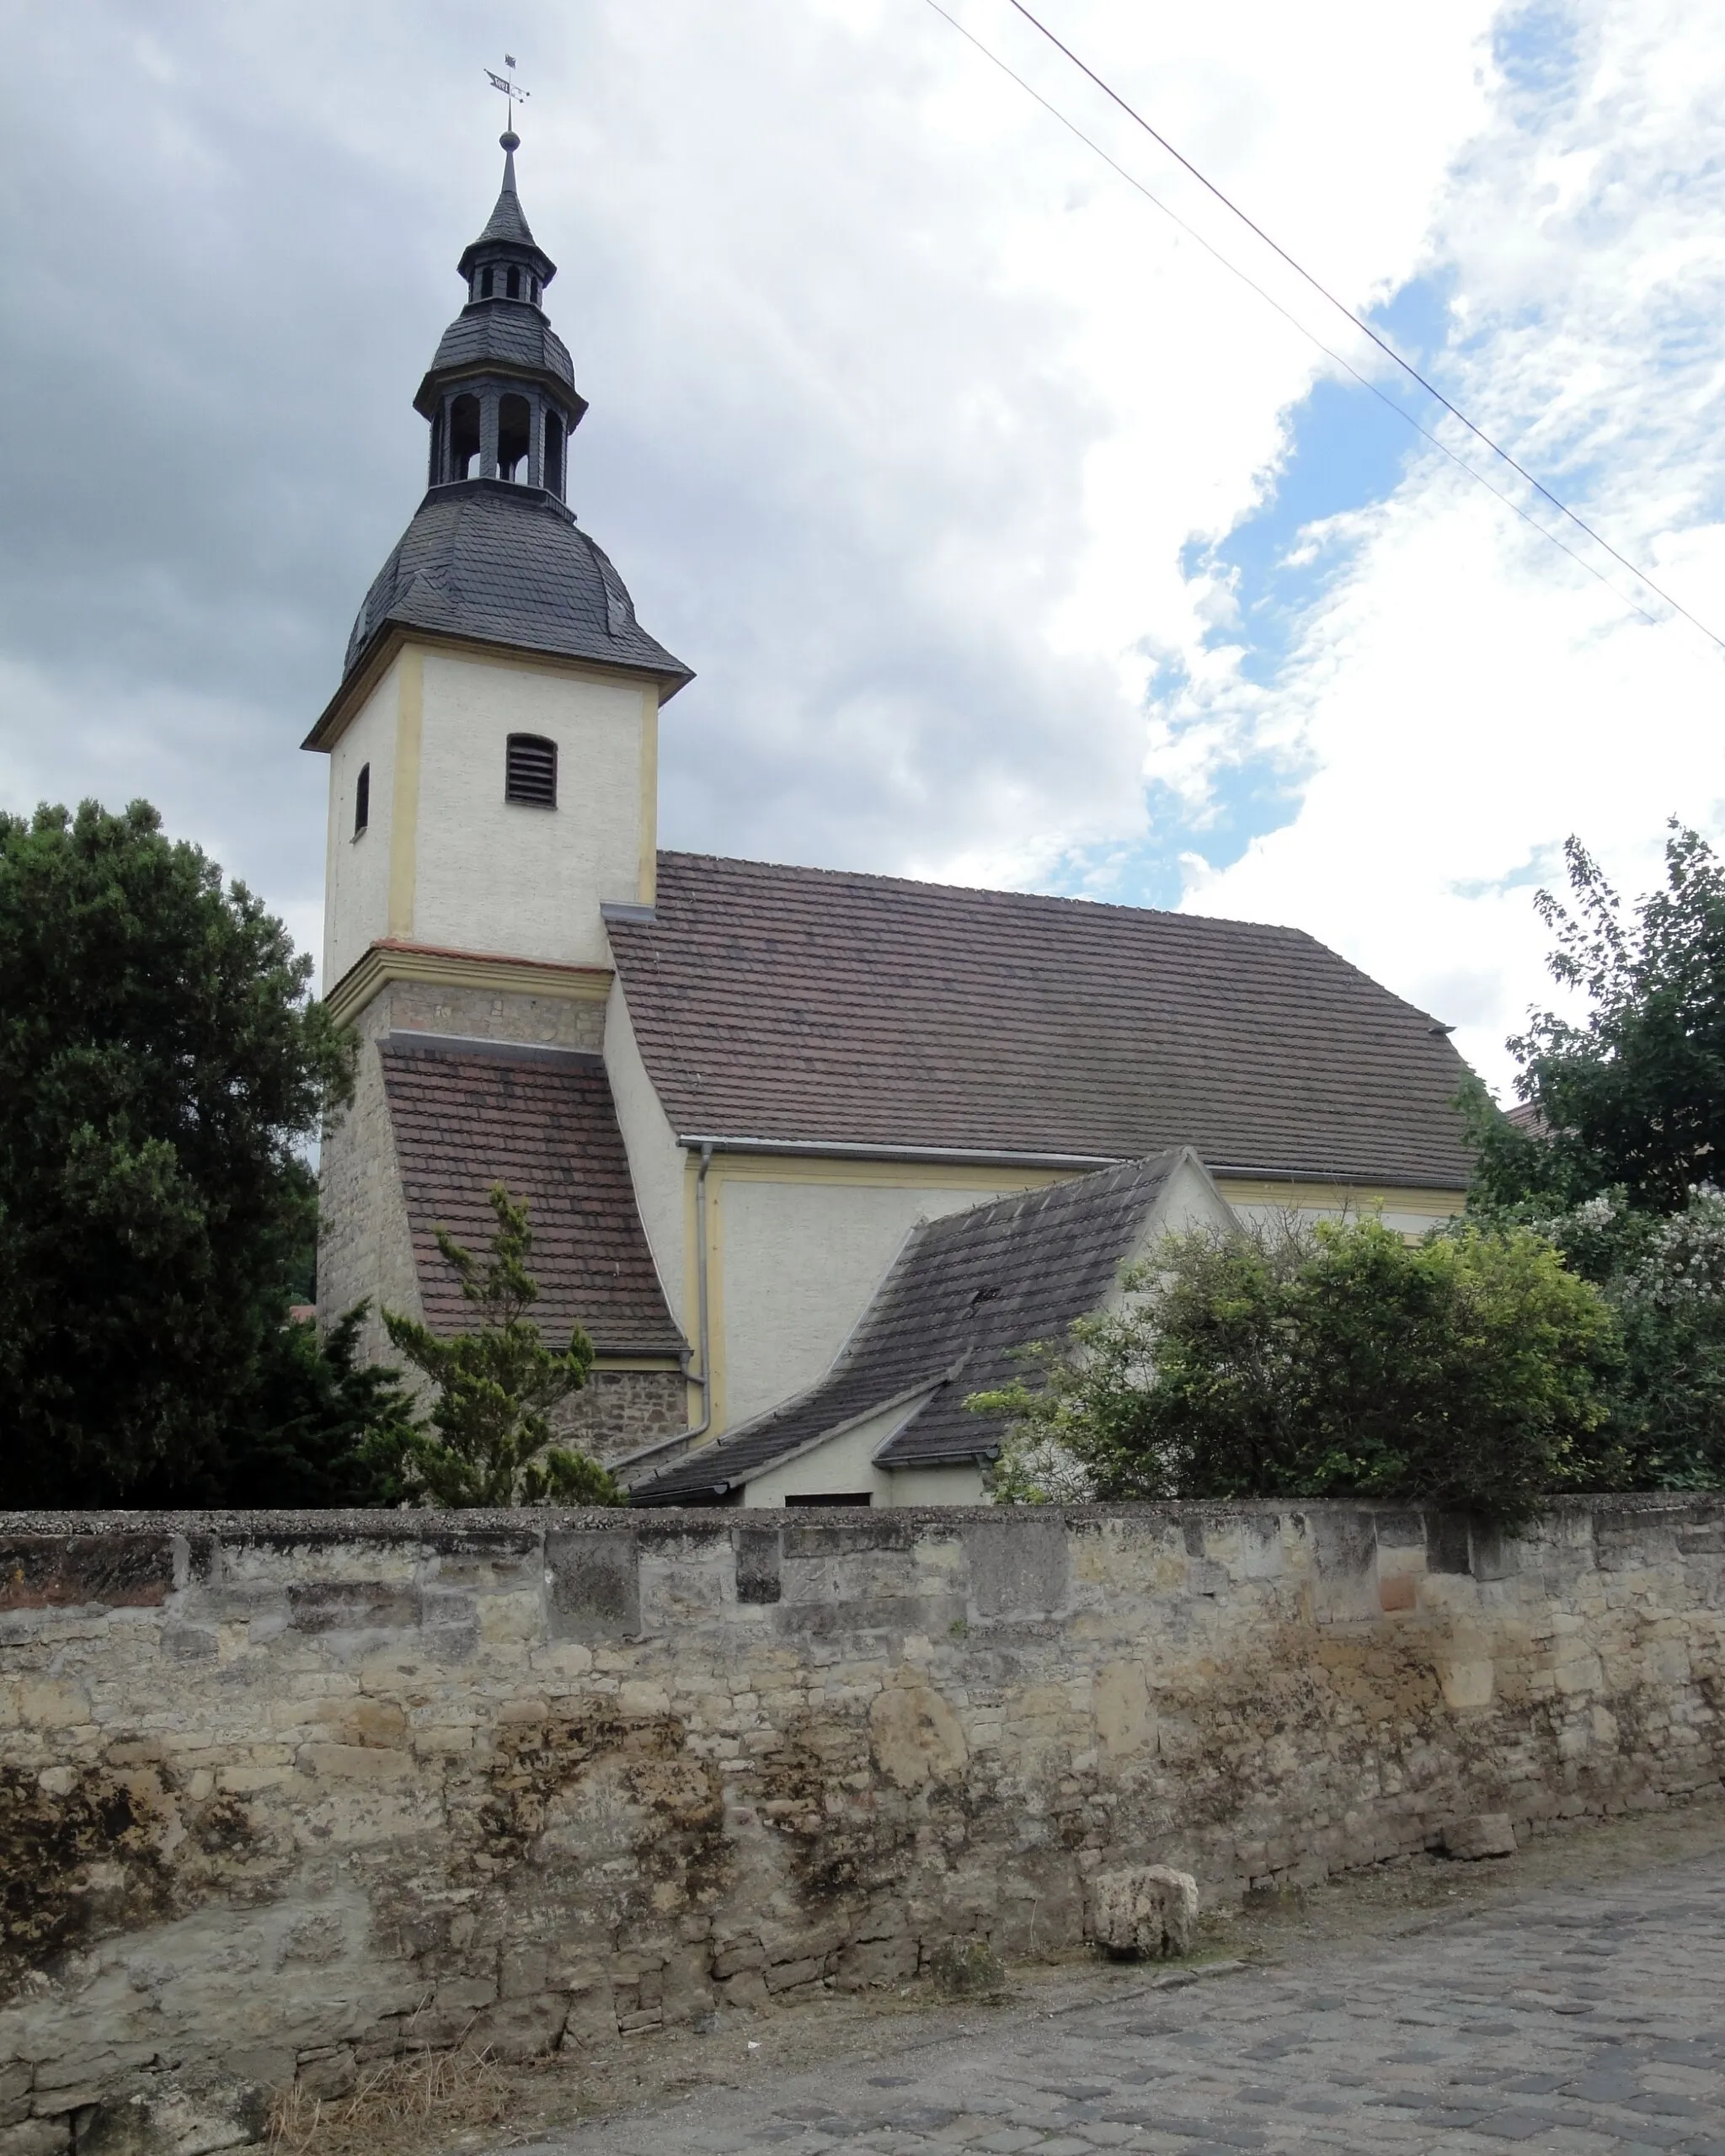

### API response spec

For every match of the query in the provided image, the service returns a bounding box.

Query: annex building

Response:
[311,134,1473,1505]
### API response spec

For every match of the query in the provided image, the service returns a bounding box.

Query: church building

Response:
[310,134,1474,1505]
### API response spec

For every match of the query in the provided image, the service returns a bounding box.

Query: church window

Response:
[506,264,521,300]
[479,266,494,298]
[498,394,531,483]
[449,395,481,481]
[544,411,565,499]
[354,763,370,836]
[505,734,557,808]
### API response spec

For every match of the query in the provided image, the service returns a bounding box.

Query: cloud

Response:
[1169,0,1725,1091]
[2,0,1714,1108]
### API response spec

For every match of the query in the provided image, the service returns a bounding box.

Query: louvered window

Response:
[505,734,557,808]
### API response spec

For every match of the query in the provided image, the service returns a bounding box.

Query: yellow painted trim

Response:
[706,1167,729,1433]
[697,1153,1080,1194]
[1215,1177,1466,1219]
[386,648,423,940]
[638,686,659,907]
[325,941,613,1029]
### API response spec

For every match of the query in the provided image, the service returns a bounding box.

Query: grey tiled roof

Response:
[608,853,1474,1187]
[633,1156,1175,1502]
[473,175,537,252]
[339,481,693,689]
[418,304,577,403]
[380,1034,683,1358]
[457,152,553,280]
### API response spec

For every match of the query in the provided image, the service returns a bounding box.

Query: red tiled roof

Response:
[607,854,1474,1189]
[380,1038,682,1355]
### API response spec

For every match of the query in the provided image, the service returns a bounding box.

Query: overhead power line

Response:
[920,0,1664,632]
[924,0,1723,653]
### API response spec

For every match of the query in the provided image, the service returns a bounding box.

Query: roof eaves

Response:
[672,1133,1121,1169]
[636,1370,957,1502]
[304,616,693,754]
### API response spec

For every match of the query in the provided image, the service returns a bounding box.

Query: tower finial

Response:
[484,55,530,143]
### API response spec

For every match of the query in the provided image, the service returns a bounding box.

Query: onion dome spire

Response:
[309,122,692,739]
[413,130,585,495]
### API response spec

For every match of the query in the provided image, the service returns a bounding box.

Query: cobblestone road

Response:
[517,1854,1725,2156]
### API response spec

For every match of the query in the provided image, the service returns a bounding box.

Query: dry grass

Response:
[267,2040,517,2155]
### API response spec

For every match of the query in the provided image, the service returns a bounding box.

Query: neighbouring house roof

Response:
[606,853,1475,1189]
[632,1155,1182,1503]
[379,1034,683,1358]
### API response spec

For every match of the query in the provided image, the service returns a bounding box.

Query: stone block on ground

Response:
[1088,1865,1199,1960]
[74,2074,267,2154]
[927,1937,1007,1996]
[1443,1812,1518,1860]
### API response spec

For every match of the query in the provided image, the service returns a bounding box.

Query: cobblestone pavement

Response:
[515,1854,1725,2156]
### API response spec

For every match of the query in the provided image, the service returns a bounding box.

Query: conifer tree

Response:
[382,1184,624,1507]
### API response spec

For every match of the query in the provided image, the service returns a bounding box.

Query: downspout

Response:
[610,1142,714,1474]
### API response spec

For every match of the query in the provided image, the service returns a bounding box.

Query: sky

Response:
[1,0,1721,1095]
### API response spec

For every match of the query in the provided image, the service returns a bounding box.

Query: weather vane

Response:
[485,55,530,131]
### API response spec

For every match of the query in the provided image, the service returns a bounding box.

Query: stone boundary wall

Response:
[3,1497,1723,2152]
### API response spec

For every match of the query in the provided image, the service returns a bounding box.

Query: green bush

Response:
[977,1216,1618,1528]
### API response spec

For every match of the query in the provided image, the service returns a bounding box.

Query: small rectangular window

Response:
[505,734,557,808]
[354,762,370,835]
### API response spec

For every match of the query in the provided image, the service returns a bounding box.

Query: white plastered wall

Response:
[411,650,651,969]
[323,655,402,990]
[740,1398,992,1508]
[603,974,686,1336]
[742,1428,990,1507]
[1216,1177,1466,1242]
[710,1164,1075,1432]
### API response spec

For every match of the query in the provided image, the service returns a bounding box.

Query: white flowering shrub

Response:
[1534,1188,1725,1488]
[990,1426,1099,1506]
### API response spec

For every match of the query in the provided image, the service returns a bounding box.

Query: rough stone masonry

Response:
[3,1496,1723,2152]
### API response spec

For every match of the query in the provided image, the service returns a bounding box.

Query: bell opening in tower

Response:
[498,394,531,484]
[544,411,565,499]
[449,394,481,482]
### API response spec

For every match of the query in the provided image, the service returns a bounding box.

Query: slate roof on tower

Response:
[633,1155,1182,1502]
[336,484,692,690]
[606,853,1474,1188]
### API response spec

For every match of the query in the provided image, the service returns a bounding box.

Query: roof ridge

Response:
[650,848,1321,943]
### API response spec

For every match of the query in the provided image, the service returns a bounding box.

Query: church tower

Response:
[305,130,692,1419]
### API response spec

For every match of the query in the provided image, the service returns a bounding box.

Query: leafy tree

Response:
[1466,824,1725,1214]
[0,800,353,1505]
[976,1216,1619,1528]
[222,1304,423,1508]
[381,1184,624,1508]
